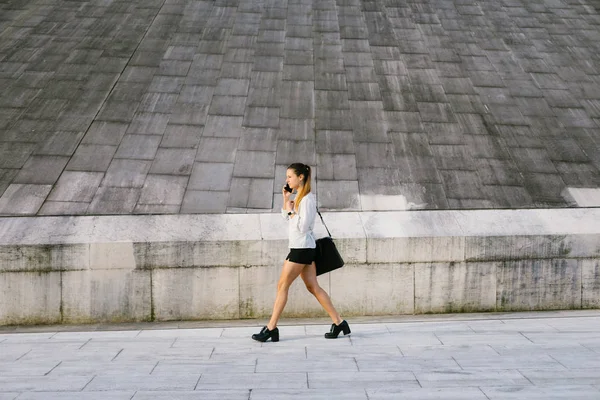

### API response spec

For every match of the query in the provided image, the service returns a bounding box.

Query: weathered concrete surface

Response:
[1,311,600,398]
[1,0,600,216]
[0,208,599,325]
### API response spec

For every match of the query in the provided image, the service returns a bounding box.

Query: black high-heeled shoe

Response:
[324,320,351,339]
[252,326,279,342]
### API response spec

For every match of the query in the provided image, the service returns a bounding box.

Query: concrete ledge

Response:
[1,209,599,325]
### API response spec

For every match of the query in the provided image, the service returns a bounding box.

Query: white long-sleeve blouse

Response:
[281,192,317,249]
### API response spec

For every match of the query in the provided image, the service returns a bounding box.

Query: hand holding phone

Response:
[284,183,292,193]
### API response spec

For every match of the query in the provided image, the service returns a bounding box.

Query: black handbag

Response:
[315,210,345,276]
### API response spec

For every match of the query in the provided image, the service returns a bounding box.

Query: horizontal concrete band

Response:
[1,209,599,325]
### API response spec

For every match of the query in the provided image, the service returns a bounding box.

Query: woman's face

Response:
[286,169,304,190]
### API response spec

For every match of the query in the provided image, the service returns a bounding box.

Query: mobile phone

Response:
[284,183,292,193]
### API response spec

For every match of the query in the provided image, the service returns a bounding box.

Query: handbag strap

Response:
[316,208,332,237]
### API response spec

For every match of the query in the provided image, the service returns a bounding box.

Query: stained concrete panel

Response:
[62,270,151,323]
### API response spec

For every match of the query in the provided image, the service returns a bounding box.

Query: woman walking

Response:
[252,163,350,342]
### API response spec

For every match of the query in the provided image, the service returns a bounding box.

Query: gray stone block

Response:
[233,150,276,178]
[158,60,191,76]
[247,87,281,108]
[315,90,350,110]
[316,130,355,154]
[177,85,214,105]
[214,79,250,96]
[315,58,345,74]
[348,82,382,101]
[82,122,128,146]
[388,131,431,157]
[243,107,280,128]
[276,140,316,165]
[168,104,209,126]
[315,73,348,90]
[0,184,51,215]
[282,64,314,81]
[356,143,396,168]
[440,170,486,199]
[0,271,61,325]
[138,175,187,205]
[522,172,567,204]
[62,269,151,323]
[13,155,69,185]
[412,84,448,103]
[0,168,18,198]
[33,131,84,157]
[418,102,456,123]
[228,177,274,209]
[148,76,185,93]
[160,124,203,149]
[96,101,139,123]
[87,187,141,214]
[482,185,534,208]
[317,154,358,180]
[181,190,229,213]
[208,96,246,116]
[280,81,314,118]
[511,148,557,174]
[188,162,234,191]
[138,93,178,113]
[48,171,103,203]
[127,113,170,135]
[250,71,282,88]
[221,62,253,79]
[102,159,151,188]
[415,262,498,313]
[149,148,196,175]
[203,116,245,137]
[66,144,117,172]
[191,54,224,70]
[39,201,90,215]
[397,156,442,183]
[284,50,313,65]
[352,107,389,142]
[497,259,581,311]
[114,134,161,160]
[278,118,314,140]
[224,49,255,64]
[316,180,361,210]
[239,128,278,151]
[196,137,239,163]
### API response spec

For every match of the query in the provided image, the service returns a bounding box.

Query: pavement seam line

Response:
[548,354,568,370]
[193,373,202,390]
[15,349,31,361]
[516,369,535,386]
[44,360,62,376]
[79,338,92,349]
[111,348,124,361]
[412,371,422,388]
[150,360,159,375]
[81,375,96,391]
[452,356,463,370]
[478,386,492,400]
[519,331,534,343]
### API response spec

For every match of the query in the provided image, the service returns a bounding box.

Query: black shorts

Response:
[286,248,316,265]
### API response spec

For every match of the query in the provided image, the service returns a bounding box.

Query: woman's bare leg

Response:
[300,262,342,325]
[267,260,306,330]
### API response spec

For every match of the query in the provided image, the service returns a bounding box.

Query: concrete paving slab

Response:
[134,391,250,400]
